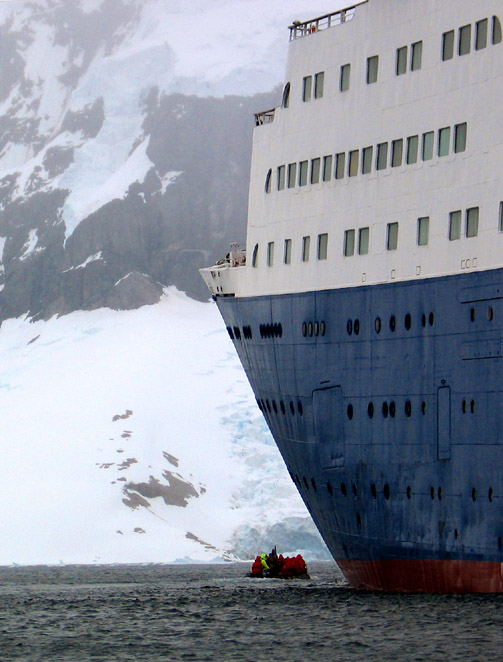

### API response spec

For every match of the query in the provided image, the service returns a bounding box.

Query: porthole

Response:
[354,319,360,336]
[356,512,362,526]
[280,400,286,415]
[272,400,278,414]
[308,322,313,337]
[454,529,459,539]
[256,398,263,411]
[472,488,477,502]
[289,401,295,415]
[266,400,271,413]
[302,322,307,337]
[470,308,475,322]
[371,483,377,499]
[404,313,411,330]
[320,321,326,336]
[297,401,303,416]
[383,484,391,500]
[462,399,467,414]
[389,315,396,332]
[422,314,427,328]
[347,319,353,336]
[470,399,476,413]
[227,326,234,339]
[489,488,494,502]
[429,312,435,326]
[303,477,309,490]
[347,404,354,420]
[278,323,283,338]
[499,536,503,551]
[341,482,347,497]
[438,487,443,500]
[430,486,435,500]
[368,402,374,419]
[488,306,494,321]
[382,401,389,418]
[389,401,396,418]
[405,400,412,417]
[421,401,427,415]
[314,321,319,336]
[234,326,241,339]
[406,486,412,499]
[327,481,333,496]
[311,478,317,491]
[375,317,381,334]
[295,474,300,485]
[352,483,358,497]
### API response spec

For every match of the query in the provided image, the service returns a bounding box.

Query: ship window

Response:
[396,46,407,75]
[383,484,391,500]
[267,242,274,267]
[362,146,373,174]
[341,482,347,497]
[311,158,321,184]
[375,317,381,334]
[454,123,467,153]
[442,30,455,60]
[405,314,412,330]
[389,315,396,332]
[407,486,412,499]
[282,82,290,108]
[376,142,388,170]
[317,233,328,260]
[405,400,412,417]
[387,222,399,251]
[407,135,419,164]
[302,75,312,101]
[489,488,494,502]
[371,483,377,498]
[488,305,494,321]
[418,217,429,246]
[302,236,310,262]
[466,207,479,238]
[299,160,308,186]
[322,155,332,181]
[499,201,503,232]
[476,19,488,50]
[327,481,333,495]
[252,243,259,267]
[411,40,423,70]
[357,227,369,255]
[314,71,324,99]
[349,150,359,177]
[392,139,403,167]
[367,55,379,84]
[277,165,285,191]
[438,127,451,157]
[368,402,374,418]
[493,16,502,44]
[382,401,389,418]
[422,401,427,415]
[472,487,477,502]
[284,238,292,265]
[265,168,272,193]
[344,229,355,257]
[335,153,346,180]
[449,210,462,240]
[287,163,297,188]
[297,401,303,415]
[290,401,295,414]
[347,404,354,420]
[459,24,472,56]
[422,131,434,161]
[340,63,351,91]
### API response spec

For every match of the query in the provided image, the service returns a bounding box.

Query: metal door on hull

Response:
[313,386,345,468]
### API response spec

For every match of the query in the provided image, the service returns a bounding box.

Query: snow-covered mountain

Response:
[0,0,346,563]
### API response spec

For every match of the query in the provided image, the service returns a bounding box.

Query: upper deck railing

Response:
[288,1,368,40]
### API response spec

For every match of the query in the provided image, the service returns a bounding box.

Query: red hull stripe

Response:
[337,559,503,593]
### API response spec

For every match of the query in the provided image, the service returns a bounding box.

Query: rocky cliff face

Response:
[0,0,279,320]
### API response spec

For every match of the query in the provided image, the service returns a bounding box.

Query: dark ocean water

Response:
[0,561,502,661]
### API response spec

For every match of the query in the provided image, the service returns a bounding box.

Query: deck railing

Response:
[289,1,367,40]
[254,109,276,126]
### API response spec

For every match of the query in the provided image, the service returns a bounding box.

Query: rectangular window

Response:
[317,233,328,260]
[311,158,321,184]
[302,236,310,262]
[466,207,479,238]
[438,127,451,157]
[359,227,370,255]
[314,71,324,99]
[340,63,351,91]
[376,142,388,170]
[417,217,429,246]
[267,241,274,267]
[362,146,373,174]
[299,160,308,186]
[335,153,346,180]
[367,55,379,84]
[476,18,488,50]
[302,75,312,101]
[407,135,419,164]
[284,238,292,265]
[387,222,399,250]
[454,122,467,153]
[287,163,297,188]
[459,24,472,56]
[349,150,359,177]
[442,30,455,60]
[277,165,285,191]
[422,131,434,161]
[396,46,407,75]
[411,41,423,70]
[499,202,503,232]
[392,139,403,167]
[344,229,355,257]
[322,155,332,182]
[449,210,462,240]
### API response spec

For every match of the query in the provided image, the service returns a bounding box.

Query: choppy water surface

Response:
[0,562,502,661]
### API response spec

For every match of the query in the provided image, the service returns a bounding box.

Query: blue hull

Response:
[216,268,503,590]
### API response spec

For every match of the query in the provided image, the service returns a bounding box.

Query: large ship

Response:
[200,0,503,592]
